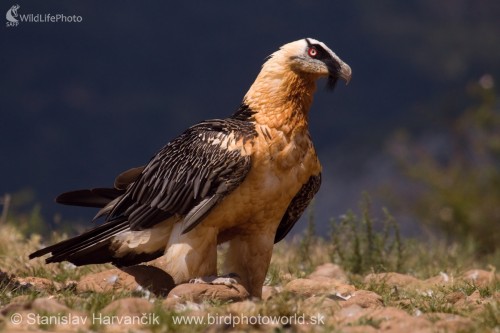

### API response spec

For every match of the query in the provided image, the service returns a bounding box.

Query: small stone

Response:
[454,290,485,314]
[339,325,379,333]
[445,291,466,304]
[101,297,154,316]
[338,290,384,309]
[15,276,61,292]
[167,282,249,302]
[460,269,496,288]
[380,316,432,332]
[31,297,71,313]
[77,265,175,296]
[434,315,474,332]
[77,268,140,293]
[308,263,348,283]
[284,278,355,297]
[226,300,257,315]
[8,295,31,304]
[162,298,179,310]
[337,304,365,319]
[422,272,453,288]
[303,295,341,317]
[261,285,279,300]
[1,302,29,316]
[369,306,412,322]
[364,272,422,290]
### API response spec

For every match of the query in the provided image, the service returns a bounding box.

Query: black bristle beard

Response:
[327,75,338,91]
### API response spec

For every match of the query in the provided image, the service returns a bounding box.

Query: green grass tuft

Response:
[329,194,403,275]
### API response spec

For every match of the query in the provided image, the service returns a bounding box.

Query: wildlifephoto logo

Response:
[5,4,19,26]
[6,4,83,27]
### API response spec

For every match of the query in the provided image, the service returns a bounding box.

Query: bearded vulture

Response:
[30,38,351,297]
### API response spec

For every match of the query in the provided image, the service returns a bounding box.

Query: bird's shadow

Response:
[120,265,176,297]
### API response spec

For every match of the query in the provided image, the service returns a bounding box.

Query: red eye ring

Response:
[308,47,317,58]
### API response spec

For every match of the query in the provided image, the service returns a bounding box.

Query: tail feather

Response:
[56,188,124,208]
[29,217,129,266]
[50,240,114,266]
[29,217,166,267]
[30,166,151,267]
[46,219,129,263]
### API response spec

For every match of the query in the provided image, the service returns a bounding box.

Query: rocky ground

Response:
[1,263,498,332]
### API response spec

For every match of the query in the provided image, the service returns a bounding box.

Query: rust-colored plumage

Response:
[30,38,351,297]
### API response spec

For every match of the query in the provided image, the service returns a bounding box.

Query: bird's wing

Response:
[274,173,322,243]
[109,119,256,233]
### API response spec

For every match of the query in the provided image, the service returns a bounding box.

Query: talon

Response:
[189,277,205,284]
[188,273,240,287]
[211,277,238,286]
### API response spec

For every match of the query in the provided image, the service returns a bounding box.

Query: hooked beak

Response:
[326,59,352,90]
[338,62,352,85]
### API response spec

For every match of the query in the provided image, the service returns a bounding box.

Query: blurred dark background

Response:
[1,1,499,248]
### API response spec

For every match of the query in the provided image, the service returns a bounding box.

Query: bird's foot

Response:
[189,273,240,287]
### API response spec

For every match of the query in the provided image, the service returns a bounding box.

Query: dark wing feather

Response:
[56,188,124,208]
[274,173,322,243]
[109,119,256,232]
[55,166,144,208]
[114,166,145,190]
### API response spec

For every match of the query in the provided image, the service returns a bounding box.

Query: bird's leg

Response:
[151,224,218,285]
[223,231,274,298]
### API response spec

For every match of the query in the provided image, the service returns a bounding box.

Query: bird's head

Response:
[271,38,352,90]
[242,38,352,124]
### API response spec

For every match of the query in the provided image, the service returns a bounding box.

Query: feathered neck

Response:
[241,54,317,131]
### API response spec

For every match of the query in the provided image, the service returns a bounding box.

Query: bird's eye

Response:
[308,47,317,58]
